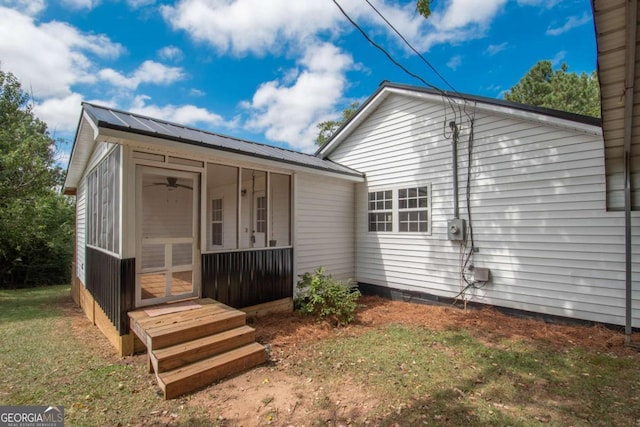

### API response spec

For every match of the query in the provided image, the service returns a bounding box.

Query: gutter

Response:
[623,0,637,342]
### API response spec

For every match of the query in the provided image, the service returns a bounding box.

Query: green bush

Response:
[295,267,361,327]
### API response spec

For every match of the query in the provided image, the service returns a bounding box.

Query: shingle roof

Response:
[81,102,363,178]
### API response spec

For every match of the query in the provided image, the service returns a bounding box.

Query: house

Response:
[64,80,639,395]
[318,82,638,330]
[63,102,363,397]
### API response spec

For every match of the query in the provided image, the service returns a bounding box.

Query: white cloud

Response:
[129,95,231,129]
[546,12,591,36]
[127,0,155,8]
[98,60,185,90]
[485,42,507,56]
[244,42,354,152]
[61,0,99,10]
[162,0,509,56]
[434,0,506,31]
[446,55,462,71]
[517,0,560,7]
[0,7,124,98]
[190,88,206,97]
[158,45,184,62]
[0,0,45,16]
[161,0,339,56]
[33,93,85,134]
[550,50,566,66]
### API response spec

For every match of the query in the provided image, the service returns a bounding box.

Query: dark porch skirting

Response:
[85,246,135,335]
[202,248,293,308]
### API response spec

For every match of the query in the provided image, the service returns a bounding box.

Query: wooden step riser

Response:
[151,327,256,373]
[149,313,246,350]
[160,346,267,399]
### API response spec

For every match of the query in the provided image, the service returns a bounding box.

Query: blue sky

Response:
[0,0,596,166]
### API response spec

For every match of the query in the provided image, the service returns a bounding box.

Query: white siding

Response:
[295,173,356,283]
[329,93,640,327]
[76,177,86,285]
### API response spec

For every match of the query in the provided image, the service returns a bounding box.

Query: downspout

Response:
[450,121,459,219]
[623,0,637,342]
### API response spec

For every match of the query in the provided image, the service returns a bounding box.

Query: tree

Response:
[504,60,601,118]
[0,69,75,288]
[416,0,431,19]
[314,101,360,147]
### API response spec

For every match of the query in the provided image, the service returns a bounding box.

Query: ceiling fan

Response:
[146,177,193,190]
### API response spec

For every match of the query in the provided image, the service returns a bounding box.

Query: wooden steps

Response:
[129,299,267,399]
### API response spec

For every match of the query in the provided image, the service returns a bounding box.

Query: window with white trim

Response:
[211,198,223,246]
[398,186,430,232]
[367,185,431,234]
[368,190,393,232]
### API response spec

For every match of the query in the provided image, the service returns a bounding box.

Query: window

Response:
[368,185,431,234]
[398,186,429,232]
[211,198,223,246]
[368,190,392,232]
[256,195,266,233]
[86,147,120,254]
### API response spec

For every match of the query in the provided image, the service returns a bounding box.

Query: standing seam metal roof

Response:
[81,102,363,177]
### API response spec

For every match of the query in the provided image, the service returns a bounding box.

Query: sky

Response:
[0,0,597,167]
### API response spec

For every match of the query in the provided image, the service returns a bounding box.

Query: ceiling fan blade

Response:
[176,184,193,190]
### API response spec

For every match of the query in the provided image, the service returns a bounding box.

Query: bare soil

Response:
[66,295,638,426]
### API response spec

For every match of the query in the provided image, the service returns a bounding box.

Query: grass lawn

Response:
[0,285,211,426]
[1,285,639,426]
[298,324,640,426]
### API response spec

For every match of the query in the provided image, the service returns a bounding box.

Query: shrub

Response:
[295,267,361,327]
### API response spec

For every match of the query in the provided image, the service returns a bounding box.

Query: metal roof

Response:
[80,102,363,178]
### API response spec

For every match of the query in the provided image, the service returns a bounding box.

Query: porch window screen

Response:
[368,190,392,232]
[206,163,238,250]
[86,147,120,254]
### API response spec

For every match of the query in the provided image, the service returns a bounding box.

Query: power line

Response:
[331,0,441,92]
[362,0,459,94]
[332,0,464,125]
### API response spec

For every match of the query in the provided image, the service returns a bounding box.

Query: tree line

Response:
[0,70,75,288]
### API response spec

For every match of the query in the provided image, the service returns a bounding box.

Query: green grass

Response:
[0,285,214,426]
[300,323,640,426]
[2,286,639,426]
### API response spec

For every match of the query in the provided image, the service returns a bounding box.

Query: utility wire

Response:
[332,0,441,92]
[332,0,463,129]
[363,0,459,94]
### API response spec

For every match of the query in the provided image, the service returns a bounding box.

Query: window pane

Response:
[211,223,223,246]
[369,212,393,232]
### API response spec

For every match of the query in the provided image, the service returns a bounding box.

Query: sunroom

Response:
[64,103,363,355]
